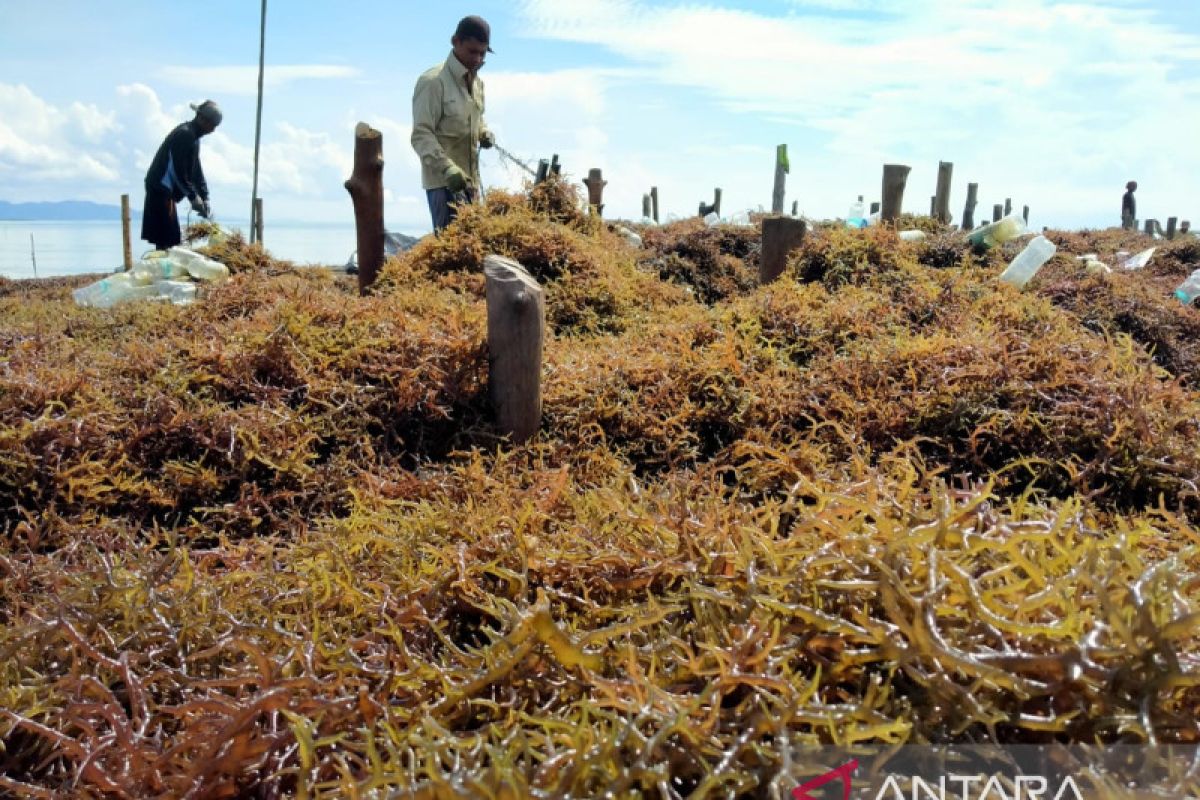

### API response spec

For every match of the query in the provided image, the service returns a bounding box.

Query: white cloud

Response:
[159,65,360,96]
[516,0,1200,226]
[0,84,122,186]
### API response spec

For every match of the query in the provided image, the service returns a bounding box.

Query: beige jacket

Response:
[411,53,489,191]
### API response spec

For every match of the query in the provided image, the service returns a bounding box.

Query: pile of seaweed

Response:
[2,178,1198,797]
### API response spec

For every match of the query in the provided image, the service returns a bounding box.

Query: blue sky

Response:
[1,0,1197,232]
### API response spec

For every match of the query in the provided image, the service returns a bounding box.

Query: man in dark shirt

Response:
[141,100,221,250]
[1121,180,1137,230]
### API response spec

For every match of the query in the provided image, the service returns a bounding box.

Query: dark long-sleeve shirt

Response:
[144,121,208,203]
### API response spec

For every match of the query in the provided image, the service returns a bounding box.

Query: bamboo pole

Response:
[962,183,978,230]
[120,194,132,270]
[881,164,911,223]
[934,161,953,224]
[484,255,544,444]
[254,198,264,244]
[651,187,659,224]
[760,217,806,285]
[771,144,788,215]
[30,234,38,279]
[250,0,267,243]
[344,122,384,294]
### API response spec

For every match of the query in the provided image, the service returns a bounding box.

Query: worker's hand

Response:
[192,197,211,219]
[444,166,468,194]
[478,130,495,149]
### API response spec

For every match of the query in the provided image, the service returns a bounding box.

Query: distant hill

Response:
[0,200,140,221]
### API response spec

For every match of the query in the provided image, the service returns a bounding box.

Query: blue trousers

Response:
[426,187,475,232]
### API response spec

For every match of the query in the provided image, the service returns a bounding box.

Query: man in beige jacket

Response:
[411,15,495,232]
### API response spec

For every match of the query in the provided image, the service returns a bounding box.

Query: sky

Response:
[1,0,1197,233]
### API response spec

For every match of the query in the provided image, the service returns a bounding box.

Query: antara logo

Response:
[791,760,1088,800]
[792,759,859,800]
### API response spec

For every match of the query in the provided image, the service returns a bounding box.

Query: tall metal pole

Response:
[250,0,267,243]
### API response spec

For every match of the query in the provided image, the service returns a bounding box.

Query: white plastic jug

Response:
[999,235,1056,289]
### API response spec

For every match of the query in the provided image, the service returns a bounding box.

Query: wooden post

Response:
[993,204,1003,223]
[484,255,544,444]
[881,164,911,223]
[713,188,722,217]
[535,159,549,184]
[1004,198,1012,216]
[760,217,806,285]
[120,193,132,270]
[930,196,936,217]
[1022,205,1030,225]
[771,144,788,215]
[582,168,606,217]
[1166,217,1178,240]
[1143,219,1155,236]
[550,154,561,176]
[344,122,385,294]
[642,194,652,220]
[651,186,659,224]
[254,197,264,244]
[934,161,953,224]
[792,200,799,217]
[962,183,978,230]
[869,201,880,216]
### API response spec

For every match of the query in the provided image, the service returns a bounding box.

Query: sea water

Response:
[0,220,426,280]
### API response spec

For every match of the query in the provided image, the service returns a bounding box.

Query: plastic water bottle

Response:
[968,213,1026,251]
[1174,269,1200,305]
[999,235,1056,289]
[153,280,199,305]
[847,195,866,228]
[167,246,230,282]
[72,273,135,308]
[131,253,189,284]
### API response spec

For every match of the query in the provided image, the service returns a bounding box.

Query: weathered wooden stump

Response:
[1022,205,1030,225]
[772,144,788,215]
[582,168,607,217]
[934,161,953,224]
[962,183,979,230]
[642,194,652,220]
[1004,197,1012,216]
[484,255,545,444]
[881,164,911,223]
[760,217,806,285]
[344,122,384,294]
[1166,217,1178,240]
[651,186,660,224]
[993,204,1003,223]
[535,159,549,184]
[869,201,880,216]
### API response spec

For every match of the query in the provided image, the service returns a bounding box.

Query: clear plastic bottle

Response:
[1174,269,1200,305]
[131,253,189,284]
[999,235,1056,289]
[167,246,230,282]
[968,213,1026,250]
[847,195,866,228]
[71,273,160,308]
[153,280,199,305]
